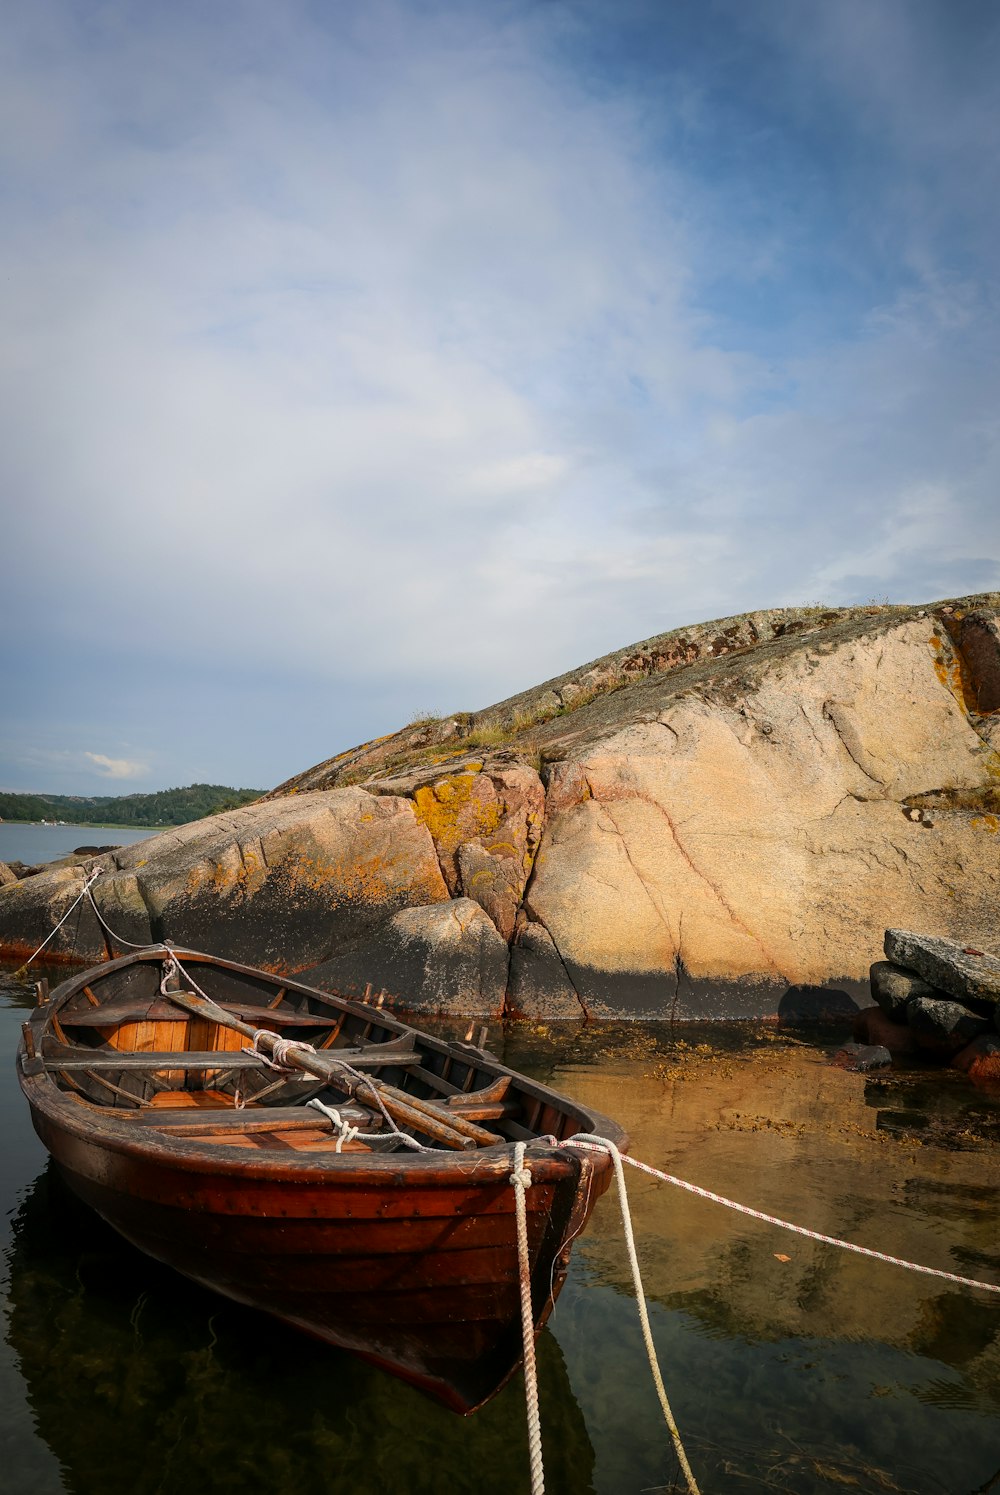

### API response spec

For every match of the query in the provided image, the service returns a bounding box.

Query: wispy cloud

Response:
[0,2,997,791]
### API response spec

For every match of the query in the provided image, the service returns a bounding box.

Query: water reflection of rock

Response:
[543,1038,1000,1412]
[5,1167,596,1495]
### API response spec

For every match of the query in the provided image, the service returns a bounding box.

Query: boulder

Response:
[950,1033,1000,1082]
[5,594,1000,1018]
[884,930,1000,1009]
[0,862,16,887]
[0,790,449,971]
[307,899,509,1017]
[906,995,991,1057]
[869,960,937,1019]
[852,1005,918,1055]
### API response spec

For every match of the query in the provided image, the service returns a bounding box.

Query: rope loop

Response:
[308,1098,361,1153]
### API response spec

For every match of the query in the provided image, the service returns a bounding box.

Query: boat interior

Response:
[30,955,589,1156]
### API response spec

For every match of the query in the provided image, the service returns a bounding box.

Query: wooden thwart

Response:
[58,998,341,1028]
[160,986,497,1151]
[43,1030,420,1072]
[133,1103,379,1132]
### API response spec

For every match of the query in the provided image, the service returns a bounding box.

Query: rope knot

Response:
[308,1098,361,1153]
[247,1030,317,1071]
[509,1165,533,1189]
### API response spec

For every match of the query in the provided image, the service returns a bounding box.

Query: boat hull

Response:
[29,1096,603,1413]
[18,947,626,1412]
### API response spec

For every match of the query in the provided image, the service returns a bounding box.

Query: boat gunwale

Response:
[19,946,628,1182]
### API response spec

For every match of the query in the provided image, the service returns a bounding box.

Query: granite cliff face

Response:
[3,594,998,1017]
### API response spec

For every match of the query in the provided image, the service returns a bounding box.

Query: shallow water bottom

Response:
[2,971,999,1494]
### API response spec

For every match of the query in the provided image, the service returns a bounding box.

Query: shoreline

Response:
[0,821,171,831]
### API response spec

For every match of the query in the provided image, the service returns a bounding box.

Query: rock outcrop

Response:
[0,790,449,976]
[307,899,509,1017]
[2,592,999,1017]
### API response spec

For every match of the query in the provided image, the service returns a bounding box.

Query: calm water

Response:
[0,823,161,865]
[2,967,999,1494]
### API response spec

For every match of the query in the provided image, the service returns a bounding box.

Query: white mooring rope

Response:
[84,875,150,950]
[564,1139,1000,1296]
[567,1135,702,1494]
[15,870,103,972]
[510,1141,545,1495]
[306,1098,360,1152]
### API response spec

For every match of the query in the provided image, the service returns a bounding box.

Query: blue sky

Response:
[1,0,998,794]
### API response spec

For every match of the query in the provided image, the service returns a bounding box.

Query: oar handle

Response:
[375,1082,498,1146]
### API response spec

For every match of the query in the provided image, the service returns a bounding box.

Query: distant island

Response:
[0,783,264,828]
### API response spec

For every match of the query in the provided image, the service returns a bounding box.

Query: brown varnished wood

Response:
[157,987,490,1150]
[40,1042,421,1073]
[18,945,627,1414]
[147,1088,233,1109]
[59,998,338,1028]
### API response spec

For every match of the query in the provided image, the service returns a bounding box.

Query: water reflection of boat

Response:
[17,947,626,1413]
[5,1165,597,1495]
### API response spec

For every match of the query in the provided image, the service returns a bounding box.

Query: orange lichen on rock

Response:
[929,628,981,713]
[411,771,503,857]
[280,850,421,908]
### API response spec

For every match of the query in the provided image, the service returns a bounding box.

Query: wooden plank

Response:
[127,1103,377,1130]
[43,1043,423,1073]
[156,987,488,1151]
[59,999,342,1029]
[432,1100,520,1123]
[183,1129,374,1153]
[448,1075,511,1106]
[74,1070,145,1108]
[147,1089,233,1109]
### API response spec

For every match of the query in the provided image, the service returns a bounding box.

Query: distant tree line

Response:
[0,783,264,827]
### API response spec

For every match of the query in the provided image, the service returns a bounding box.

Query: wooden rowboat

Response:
[17,945,627,1414]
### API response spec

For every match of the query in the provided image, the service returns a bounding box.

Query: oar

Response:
[160,984,496,1151]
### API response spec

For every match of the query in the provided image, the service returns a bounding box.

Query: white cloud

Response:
[84,753,148,781]
[467,453,571,495]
